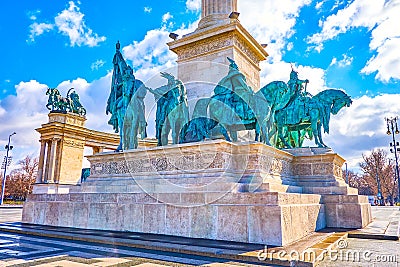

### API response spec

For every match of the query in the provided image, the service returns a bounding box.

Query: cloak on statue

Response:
[212,57,255,124]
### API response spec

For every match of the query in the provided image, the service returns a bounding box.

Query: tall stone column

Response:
[202,0,237,17]
[198,0,238,29]
[35,140,47,184]
[46,138,59,183]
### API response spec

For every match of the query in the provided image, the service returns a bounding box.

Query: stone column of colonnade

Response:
[38,138,59,184]
[34,139,106,184]
[35,140,47,183]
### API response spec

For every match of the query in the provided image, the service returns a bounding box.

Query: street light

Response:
[386,117,400,206]
[0,132,16,205]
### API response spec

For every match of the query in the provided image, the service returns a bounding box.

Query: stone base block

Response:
[23,191,325,246]
[322,195,372,228]
[23,141,372,247]
[32,184,71,194]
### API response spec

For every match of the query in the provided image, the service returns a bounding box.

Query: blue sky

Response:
[0,0,399,171]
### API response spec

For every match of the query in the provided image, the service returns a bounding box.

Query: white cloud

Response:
[162,12,173,23]
[123,19,198,82]
[28,22,54,42]
[308,0,385,45]
[235,0,328,101]
[0,81,49,164]
[55,1,106,47]
[0,76,114,168]
[27,10,41,21]
[329,54,353,67]
[330,57,337,66]
[91,59,106,71]
[308,0,400,82]
[238,0,312,62]
[144,6,152,13]
[321,93,400,169]
[259,61,326,95]
[186,0,201,11]
[315,1,325,10]
[27,1,106,47]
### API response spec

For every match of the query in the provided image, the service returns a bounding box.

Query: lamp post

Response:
[0,132,16,205]
[386,117,400,206]
[375,163,384,206]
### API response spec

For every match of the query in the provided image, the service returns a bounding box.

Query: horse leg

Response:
[297,130,301,147]
[317,122,328,147]
[262,123,272,146]
[219,125,231,142]
[161,121,170,146]
[277,125,291,148]
[171,122,179,145]
[255,122,260,142]
[117,128,123,152]
[309,111,323,147]
[132,119,138,149]
[230,130,238,142]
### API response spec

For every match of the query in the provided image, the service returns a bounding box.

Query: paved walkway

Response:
[0,231,272,267]
[0,207,22,224]
[0,206,398,266]
[349,206,400,238]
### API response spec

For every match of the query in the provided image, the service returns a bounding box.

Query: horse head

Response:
[331,90,352,115]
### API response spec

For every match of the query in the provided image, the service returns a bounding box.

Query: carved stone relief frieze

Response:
[63,139,85,149]
[176,34,234,61]
[91,152,229,176]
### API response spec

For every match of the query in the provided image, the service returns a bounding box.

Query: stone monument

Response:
[22,0,372,248]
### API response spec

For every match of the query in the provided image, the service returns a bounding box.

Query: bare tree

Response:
[1,155,38,201]
[359,149,398,202]
[343,170,374,195]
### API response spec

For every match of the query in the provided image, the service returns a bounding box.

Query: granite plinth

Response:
[22,140,372,246]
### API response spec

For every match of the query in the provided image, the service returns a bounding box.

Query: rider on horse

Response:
[283,68,310,125]
[213,57,255,123]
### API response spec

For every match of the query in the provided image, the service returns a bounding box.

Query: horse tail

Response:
[192,98,211,119]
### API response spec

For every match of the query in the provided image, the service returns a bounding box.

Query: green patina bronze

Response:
[106,41,147,151]
[148,72,189,146]
[68,89,86,116]
[100,42,352,149]
[275,88,352,148]
[46,87,86,116]
[180,57,294,144]
[180,59,352,148]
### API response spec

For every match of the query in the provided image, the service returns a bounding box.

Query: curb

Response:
[0,205,23,209]
[347,232,399,241]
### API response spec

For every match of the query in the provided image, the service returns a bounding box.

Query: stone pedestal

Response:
[22,141,372,246]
